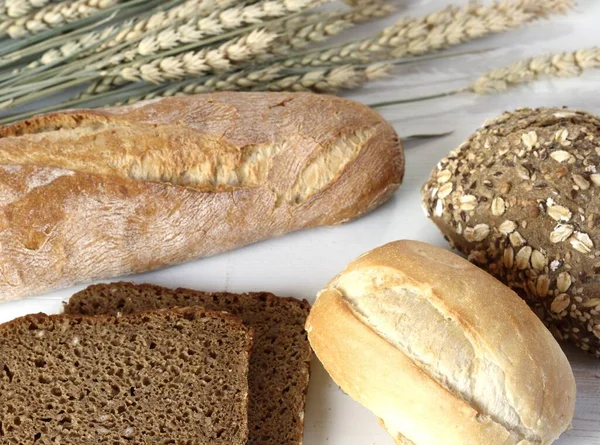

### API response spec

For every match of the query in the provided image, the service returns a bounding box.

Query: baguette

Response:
[0,92,404,300]
[306,240,576,445]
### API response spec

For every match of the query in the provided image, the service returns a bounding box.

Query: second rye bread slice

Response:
[65,282,312,445]
[0,308,252,444]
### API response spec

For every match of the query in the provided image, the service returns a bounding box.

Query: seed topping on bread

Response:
[422,107,600,355]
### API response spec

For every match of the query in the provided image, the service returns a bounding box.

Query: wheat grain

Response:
[111,29,278,84]
[0,0,59,20]
[145,61,392,98]
[471,47,600,94]
[288,0,572,67]
[271,3,395,60]
[257,62,393,92]
[111,0,323,64]
[103,0,237,49]
[2,0,119,38]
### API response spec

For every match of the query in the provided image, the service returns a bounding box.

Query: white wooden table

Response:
[1,0,599,443]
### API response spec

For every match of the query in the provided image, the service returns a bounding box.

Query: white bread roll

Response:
[306,240,576,445]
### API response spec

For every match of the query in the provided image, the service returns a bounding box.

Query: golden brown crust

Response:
[306,240,575,445]
[307,288,517,445]
[0,92,404,300]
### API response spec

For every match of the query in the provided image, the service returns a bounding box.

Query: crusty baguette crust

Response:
[307,289,518,445]
[0,92,404,300]
[306,240,575,445]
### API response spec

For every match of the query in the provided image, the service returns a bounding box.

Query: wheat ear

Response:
[271,2,395,59]
[136,61,392,98]
[0,0,59,20]
[369,46,600,109]
[288,0,573,67]
[253,62,392,92]
[471,47,600,94]
[111,0,324,64]
[102,0,237,49]
[1,0,119,38]
[110,28,278,84]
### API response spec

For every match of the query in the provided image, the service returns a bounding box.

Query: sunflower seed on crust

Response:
[557,272,572,293]
[503,247,514,269]
[551,294,571,314]
[536,275,550,297]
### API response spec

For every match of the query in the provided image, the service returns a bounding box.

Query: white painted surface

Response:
[1,0,600,443]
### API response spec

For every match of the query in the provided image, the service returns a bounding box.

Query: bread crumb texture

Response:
[0,309,252,444]
[64,282,312,445]
[422,107,600,356]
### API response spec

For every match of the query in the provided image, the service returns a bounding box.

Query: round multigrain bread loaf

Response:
[422,107,600,357]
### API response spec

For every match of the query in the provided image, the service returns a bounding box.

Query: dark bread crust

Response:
[0,307,253,444]
[422,107,600,356]
[65,282,312,445]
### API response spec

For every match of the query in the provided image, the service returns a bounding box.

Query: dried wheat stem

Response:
[1,0,119,38]
[110,28,278,84]
[111,0,323,64]
[288,0,573,67]
[471,47,600,94]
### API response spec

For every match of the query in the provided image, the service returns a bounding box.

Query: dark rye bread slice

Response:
[0,308,252,445]
[65,283,311,445]
[65,282,312,445]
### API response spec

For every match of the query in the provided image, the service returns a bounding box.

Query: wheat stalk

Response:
[255,62,393,92]
[1,0,120,38]
[0,0,578,122]
[101,0,237,49]
[110,0,324,64]
[140,61,392,98]
[271,2,395,59]
[111,29,278,84]
[370,47,600,109]
[287,0,573,67]
[471,47,600,94]
[18,26,117,73]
